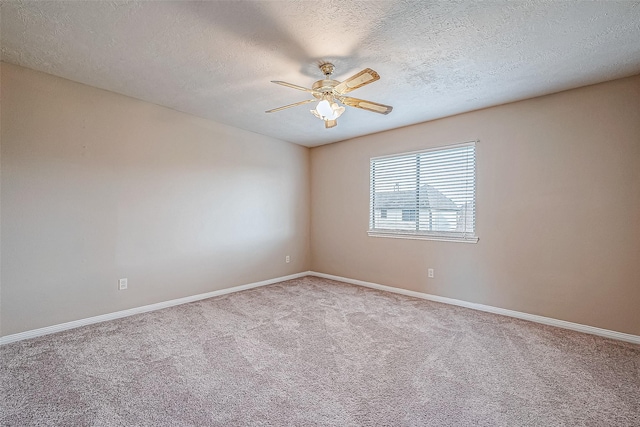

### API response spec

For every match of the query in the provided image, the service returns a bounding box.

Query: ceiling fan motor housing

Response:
[312,79,340,99]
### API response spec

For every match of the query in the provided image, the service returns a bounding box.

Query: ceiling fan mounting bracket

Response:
[319,62,335,77]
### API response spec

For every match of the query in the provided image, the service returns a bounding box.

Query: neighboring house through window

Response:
[401,209,416,222]
[368,141,478,243]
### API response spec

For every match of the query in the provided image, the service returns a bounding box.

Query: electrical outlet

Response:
[118,278,128,290]
[428,269,434,278]
[285,255,290,263]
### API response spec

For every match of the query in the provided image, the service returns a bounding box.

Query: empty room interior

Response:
[1,1,639,426]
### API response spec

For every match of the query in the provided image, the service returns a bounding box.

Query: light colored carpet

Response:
[1,276,639,426]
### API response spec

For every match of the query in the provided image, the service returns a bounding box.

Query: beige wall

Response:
[311,75,640,335]
[2,61,639,338]
[1,63,310,335]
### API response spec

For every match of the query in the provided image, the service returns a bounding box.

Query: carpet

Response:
[1,276,639,426]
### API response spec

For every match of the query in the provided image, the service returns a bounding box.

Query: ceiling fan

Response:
[266,63,393,129]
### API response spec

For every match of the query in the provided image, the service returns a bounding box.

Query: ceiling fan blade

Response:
[271,81,320,95]
[325,119,337,129]
[339,97,393,115]
[265,99,315,113]
[333,68,380,94]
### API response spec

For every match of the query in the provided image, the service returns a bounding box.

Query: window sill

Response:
[367,230,479,244]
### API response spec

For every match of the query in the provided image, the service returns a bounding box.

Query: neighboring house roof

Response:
[375,185,459,211]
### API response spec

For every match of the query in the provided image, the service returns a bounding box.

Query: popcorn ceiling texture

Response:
[1,276,639,426]
[1,1,640,146]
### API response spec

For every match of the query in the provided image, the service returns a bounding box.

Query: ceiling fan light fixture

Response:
[311,99,345,121]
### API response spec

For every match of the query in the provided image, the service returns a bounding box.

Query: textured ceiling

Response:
[2,1,640,147]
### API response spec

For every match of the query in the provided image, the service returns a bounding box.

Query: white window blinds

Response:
[369,142,478,243]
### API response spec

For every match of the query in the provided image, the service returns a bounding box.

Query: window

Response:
[369,141,478,243]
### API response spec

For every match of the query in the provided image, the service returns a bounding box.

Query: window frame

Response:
[368,141,479,243]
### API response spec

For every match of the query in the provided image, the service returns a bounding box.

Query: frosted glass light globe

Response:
[316,100,333,118]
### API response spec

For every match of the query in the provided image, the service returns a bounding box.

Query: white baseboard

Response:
[0,271,311,345]
[308,271,640,345]
[4,270,638,346]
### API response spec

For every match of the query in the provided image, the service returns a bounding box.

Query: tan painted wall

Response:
[0,63,310,335]
[2,61,639,338]
[311,75,640,335]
